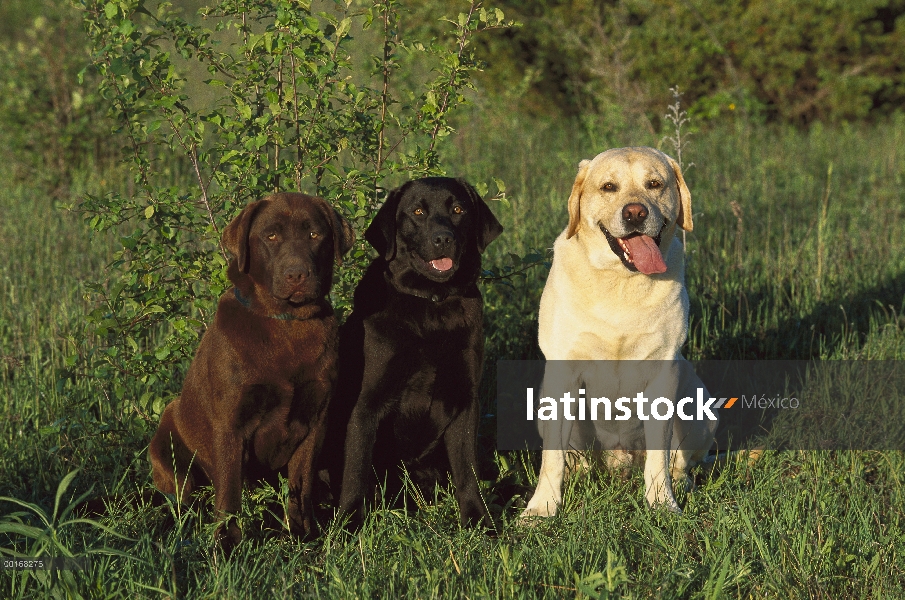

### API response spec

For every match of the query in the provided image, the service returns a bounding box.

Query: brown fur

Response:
[148,193,354,552]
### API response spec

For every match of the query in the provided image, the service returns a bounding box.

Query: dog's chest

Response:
[540,255,689,360]
[380,294,479,341]
[232,315,336,375]
[367,295,480,424]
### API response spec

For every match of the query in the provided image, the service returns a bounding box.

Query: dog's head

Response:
[565,147,692,275]
[222,193,354,308]
[365,177,503,290]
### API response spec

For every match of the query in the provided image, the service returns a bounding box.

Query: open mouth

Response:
[598,222,667,275]
[426,257,454,273]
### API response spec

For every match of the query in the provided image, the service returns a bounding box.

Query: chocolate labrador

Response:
[329,177,502,528]
[149,192,354,551]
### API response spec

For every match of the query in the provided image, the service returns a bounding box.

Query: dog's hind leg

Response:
[668,448,695,493]
[149,402,198,502]
[210,427,244,553]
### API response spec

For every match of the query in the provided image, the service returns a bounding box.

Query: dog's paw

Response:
[645,485,682,514]
[213,520,242,556]
[519,501,559,520]
[661,501,683,515]
[646,494,683,514]
[288,503,318,540]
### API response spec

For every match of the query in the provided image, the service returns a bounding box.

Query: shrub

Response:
[71,0,512,414]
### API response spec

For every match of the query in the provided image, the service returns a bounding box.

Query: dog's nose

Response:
[622,203,648,227]
[284,267,310,285]
[432,230,454,248]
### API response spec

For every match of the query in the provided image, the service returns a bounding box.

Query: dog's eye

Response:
[647,180,662,189]
[453,205,464,214]
[602,182,617,192]
[413,208,424,216]
[309,232,319,239]
[266,233,277,241]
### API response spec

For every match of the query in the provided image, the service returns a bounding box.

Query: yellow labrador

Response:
[521,147,717,517]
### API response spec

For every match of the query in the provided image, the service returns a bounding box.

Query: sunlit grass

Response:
[1,116,904,597]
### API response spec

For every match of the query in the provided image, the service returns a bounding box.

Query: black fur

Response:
[327,177,503,528]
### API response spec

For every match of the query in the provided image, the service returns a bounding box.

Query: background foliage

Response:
[0,0,113,191]
[464,0,905,126]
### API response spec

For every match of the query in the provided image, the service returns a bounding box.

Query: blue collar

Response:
[233,287,303,321]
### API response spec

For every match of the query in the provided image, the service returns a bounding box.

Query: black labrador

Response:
[329,177,503,528]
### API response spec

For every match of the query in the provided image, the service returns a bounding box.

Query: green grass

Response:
[2,116,905,597]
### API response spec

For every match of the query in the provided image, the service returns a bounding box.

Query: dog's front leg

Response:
[337,401,380,523]
[286,400,328,538]
[338,361,399,527]
[642,417,680,512]
[444,398,492,528]
[641,363,682,512]
[521,364,580,519]
[210,427,244,553]
[521,360,580,519]
[521,446,568,518]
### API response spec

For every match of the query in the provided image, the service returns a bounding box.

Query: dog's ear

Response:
[665,155,693,232]
[566,159,591,239]
[315,197,356,265]
[365,185,406,261]
[222,198,267,273]
[331,207,356,265]
[456,178,504,253]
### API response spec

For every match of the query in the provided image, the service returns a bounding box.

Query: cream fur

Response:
[522,147,716,519]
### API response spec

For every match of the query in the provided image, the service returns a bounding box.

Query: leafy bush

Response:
[72,0,512,414]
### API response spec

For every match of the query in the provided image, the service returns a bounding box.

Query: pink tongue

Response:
[430,258,454,272]
[623,235,667,274]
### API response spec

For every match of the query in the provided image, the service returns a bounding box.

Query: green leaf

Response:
[52,470,80,524]
[109,57,130,77]
[0,523,45,539]
[0,497,50,527]
[57,519,138,542]
[336,17,351,39]
[236,102,252,121]
[144,205,154,219]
